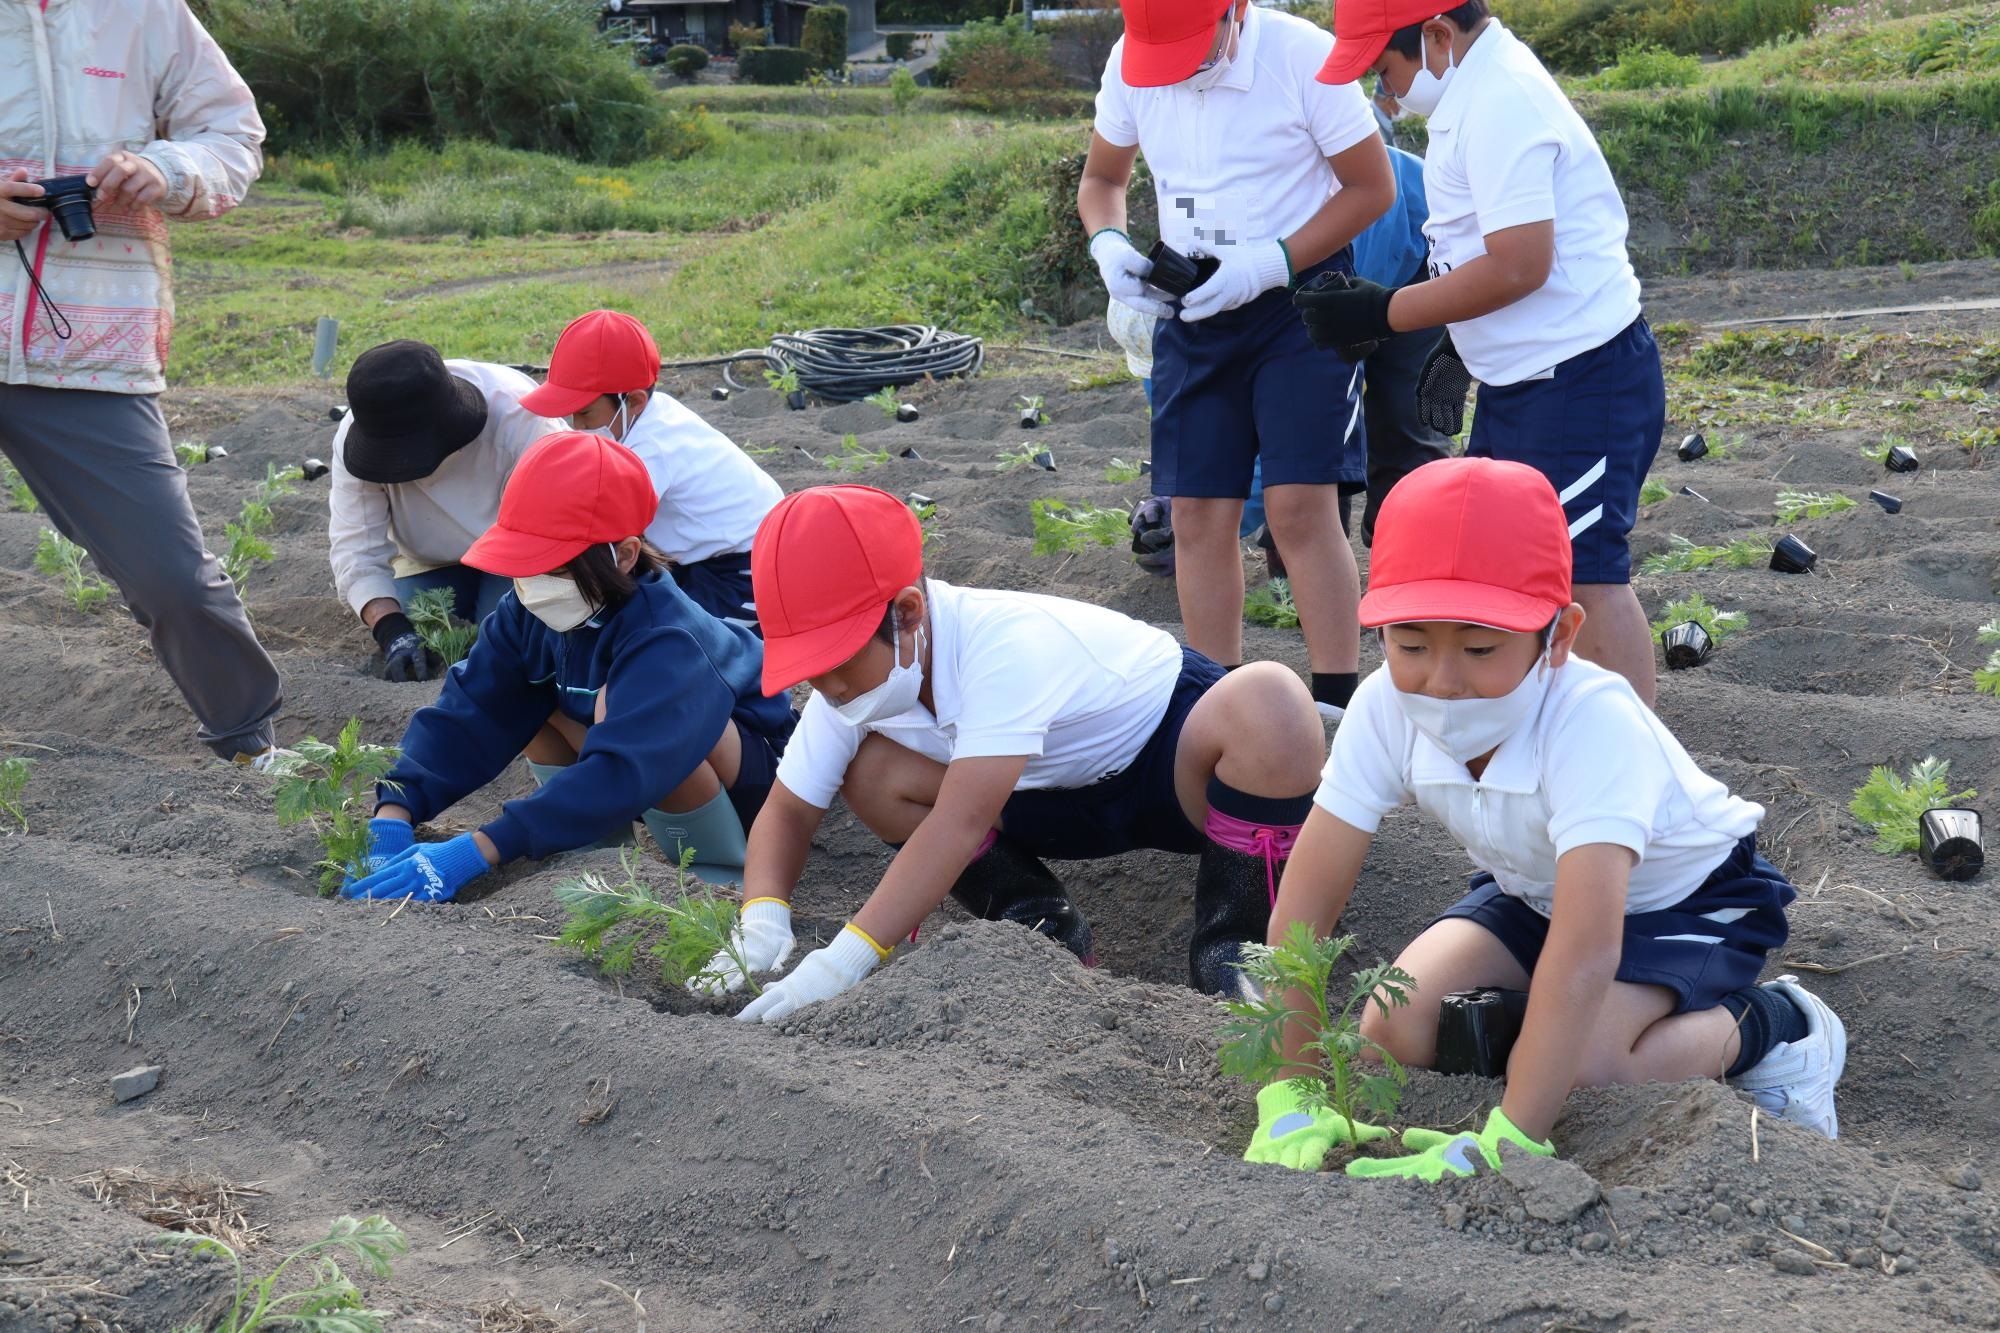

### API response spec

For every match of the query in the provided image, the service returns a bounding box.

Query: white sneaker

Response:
[1730,975,1846,1139]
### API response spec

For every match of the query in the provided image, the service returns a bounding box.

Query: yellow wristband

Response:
[843,922,891,961]
[741,896,791,910]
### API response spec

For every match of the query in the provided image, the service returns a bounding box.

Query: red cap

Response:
[1359,458,1572,632]
[517,310,662,418]
[1119,0,1235,87]
[1317,0,1440,86]
[753,485,923,696]
[462,432,660,577]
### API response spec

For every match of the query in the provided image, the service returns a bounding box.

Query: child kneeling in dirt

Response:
[710,484,1328,1024]
[340,433,795,903]
[1246,457,1845,1178]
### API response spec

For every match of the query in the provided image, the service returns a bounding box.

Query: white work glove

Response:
[687,898,796,996]
[1089,229,1172,320]
[1180,240,1291,323]
[736,925,882,1025]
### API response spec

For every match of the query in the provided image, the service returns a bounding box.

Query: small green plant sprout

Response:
[993,443,1042,472]
[0,756,29,833]
[1638,477,1671,506]
[270,719,402,896]
[865,385,902,418]
[1018,393,1046,415]
[553,846,764,995]
[1244,578,1301,629]
[220,465,300,587]
[762,364,801,396]
[823,433,892,474]
[34,529,114,611]
[0,456,37,512]
[405,586,478,667]
[1218,921,1417,1152]
[1862,433,1906,464]
[739,441,782,456]
[1638,535,1771,576]
[1648,591,1747,645]
[1103,457,1144,484]
[1030,498,1129,557]
[1955,426,1998,461]
[174,441,214,468]
[157,1214,407,1333]
[1848,756,1978,855]
[1974,618,2000,698]
[1773,489,1856,523]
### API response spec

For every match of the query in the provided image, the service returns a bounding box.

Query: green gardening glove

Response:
[1344,1106,1553,1181]
[1243,1078,1391,1171]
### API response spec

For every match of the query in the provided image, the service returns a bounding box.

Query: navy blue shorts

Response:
[998,648,1223,859]
[673,550,759,632]
[724,714,788,830]
[1466,317,1665,585]
[1149,254,1367,498]
[1437,834,1795,1014]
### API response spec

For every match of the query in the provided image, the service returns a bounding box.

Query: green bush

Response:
[802,4,850,71]
[728,22,769,49]
[739,44,816,84]
[932,15,1061,90]
[880,0,1008,21]
[890,65,920,110]
[885,31,917,60]
[193,0,694,164]
[1584,42,1704,89]
[665,43,711,78]
[1495,0,1819,72]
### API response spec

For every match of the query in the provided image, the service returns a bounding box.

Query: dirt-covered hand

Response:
[1414,331,1473,435]
[1242,1078,1391,1171]
[1345,1106,1551,1181]
[1293,270,1396,353]
[1180,241,1289,323]
[339,832,489,903]
[735,926,880,1024]
[1089,229,1172,320]
[337,817,415,893]
[689,898,796,996]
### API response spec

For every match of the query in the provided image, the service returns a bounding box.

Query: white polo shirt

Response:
[1313,658,1762,916]
[776,581,1185,810]
[616,392,783,564]
[1094,5,1379,256]
[1418,20,1643,386]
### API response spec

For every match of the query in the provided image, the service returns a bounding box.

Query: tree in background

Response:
[802,4,850,71]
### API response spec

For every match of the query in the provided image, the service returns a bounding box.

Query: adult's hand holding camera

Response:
[0,171,46,243]
[86,151,168,208]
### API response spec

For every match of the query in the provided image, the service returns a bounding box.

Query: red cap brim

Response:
[1122,21,1227,87]
[760,600,884,697]
[461,526,593,579]
[1358,578,1563,633]
[1316,32,1389,85]
[517,380,602,419]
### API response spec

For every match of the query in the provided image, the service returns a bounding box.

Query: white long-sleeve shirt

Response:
[618,391,783,564]
[327,360,563,616]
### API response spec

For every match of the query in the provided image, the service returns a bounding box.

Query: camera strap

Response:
[13,240,73,341]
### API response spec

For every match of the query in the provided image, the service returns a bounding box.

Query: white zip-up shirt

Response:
[1093,5,1378,257]
[1314,658,1762,916]
[615,391,782,565]
[327,361,562,615]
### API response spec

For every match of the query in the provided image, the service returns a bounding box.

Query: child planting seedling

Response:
[271,718,402,895]
[554,847,769,996]
[34,529,114,611]
[0,756,28,833]
[1638,535,1771,576]
[1223,921,1415,1163]
[1648,592,1747,645]
[1849,756,1977,855]
[1249,459,1843,1182]
[1030,498,1131,556]
[1774,490,1856,523]
[1244,578,1302,629]
[158,1214,406,1333]
[405,586,478,668]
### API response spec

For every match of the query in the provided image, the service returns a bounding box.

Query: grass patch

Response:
[1711,4,2000,85]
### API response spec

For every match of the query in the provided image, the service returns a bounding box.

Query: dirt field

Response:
[2,272,1998,1331]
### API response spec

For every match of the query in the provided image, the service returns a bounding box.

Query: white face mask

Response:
[1184,12,1238,93]
[1396,23,1458,117]
[514,544,615,632]
[1389,641,1555,764]
[832,608,926,725]
[580,397,632,444]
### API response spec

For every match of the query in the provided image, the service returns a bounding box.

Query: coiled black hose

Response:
[659,325,985,403]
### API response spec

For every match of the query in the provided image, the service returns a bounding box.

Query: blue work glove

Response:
[338,817,416,892]
[339,832,490,902]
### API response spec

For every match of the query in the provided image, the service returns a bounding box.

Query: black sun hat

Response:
[340,341,490,484]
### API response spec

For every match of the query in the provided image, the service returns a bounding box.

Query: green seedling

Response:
[1103,457,1144,484]
[1638,534,1771,576]
[1638,477,1671,506]
[740,442,782,456]
[1218,921,1416,1152]
[1974,618,2000,699]
[1018,393,1046,415]
[1648,591,1748,645]
[1862,433,1906,464]
[865,385,902,418]
[405,586,478,667]
[1774,489,1856,523]
[221,465,300,587]
[1954,426,1998,460]
[0,756,28,833]
[174,441,213,468]
[993,443,1042,472]
[1848,756,1978,855]
[33,529,114,611]
[0,457,36,512]
[1030,498,1128,557]
[823,432,891,474]
[762,364,801,396]
[270,719,402,896]
[1244,578,1301,629]
[158,1214,406,1333]
[553,846,764,995]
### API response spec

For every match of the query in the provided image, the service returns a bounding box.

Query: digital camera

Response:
[27,175,96,243]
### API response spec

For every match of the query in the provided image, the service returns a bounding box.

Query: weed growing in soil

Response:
[1244,578,1302,629]
[1029,498,1128,556]
[159,1214,406,1333]
[1774,489,1857,522]
[406,586,479,666]
[1639,534,1771,575]
[270,719,402,895]
[553,847,763,995]
[1953,425,1997,461]
[865,385,901,418]
[0,457,35,511]
[1974,618,2000,698]
[1649,591,1748,643]
[1639,477,1671,505]
[1103,457,1143,484]
[823,433,892,473]
[1218,921,1416,1151]
[0,757,28,832]
[1849,756,1978,854]
[33,529,114,611]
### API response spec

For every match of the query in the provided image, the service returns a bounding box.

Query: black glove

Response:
[1415,331,1474,436]
[372,611,440,683]
[1292,270,1396,359]
[1129,496,1174,577]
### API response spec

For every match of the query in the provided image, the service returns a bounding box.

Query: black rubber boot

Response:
[949,835,1095,964]
[1189,842,1276,997]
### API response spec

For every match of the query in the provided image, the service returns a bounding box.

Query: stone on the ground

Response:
[1500,1143,1602,1224]
[110,1065,162,1103]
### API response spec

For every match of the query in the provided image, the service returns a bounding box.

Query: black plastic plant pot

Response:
[1661,621,1713,670]
[896,403,920,423]
[907,491,933,508]
[1144,239,1217,300]
[1885,445,1920,473]
[1919,808,1983,882]
[328,404,348,422]
[1433,988,1528,1077]
[1678,432,1708,462]
[299,457,330,481]
[1870,489,1902,514]
[710,386,730,401]
[899,446,923,461]
[1139,459,1152,475]
[206,445,228,460]
[785,390,807,411]
[1020,408,1042,429]
[1032,450,1056,472]
[1769,533,1816,573]
[1679,485,1708,503]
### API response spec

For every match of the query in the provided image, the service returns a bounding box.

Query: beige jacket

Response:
[0,0,264,394]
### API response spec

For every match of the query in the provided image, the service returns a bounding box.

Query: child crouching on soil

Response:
[706,484,1329,1024]
[1246,457,1846,1177]
[340,432,795,903]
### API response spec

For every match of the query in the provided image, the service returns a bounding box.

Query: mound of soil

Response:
[2,301,1998,1327]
